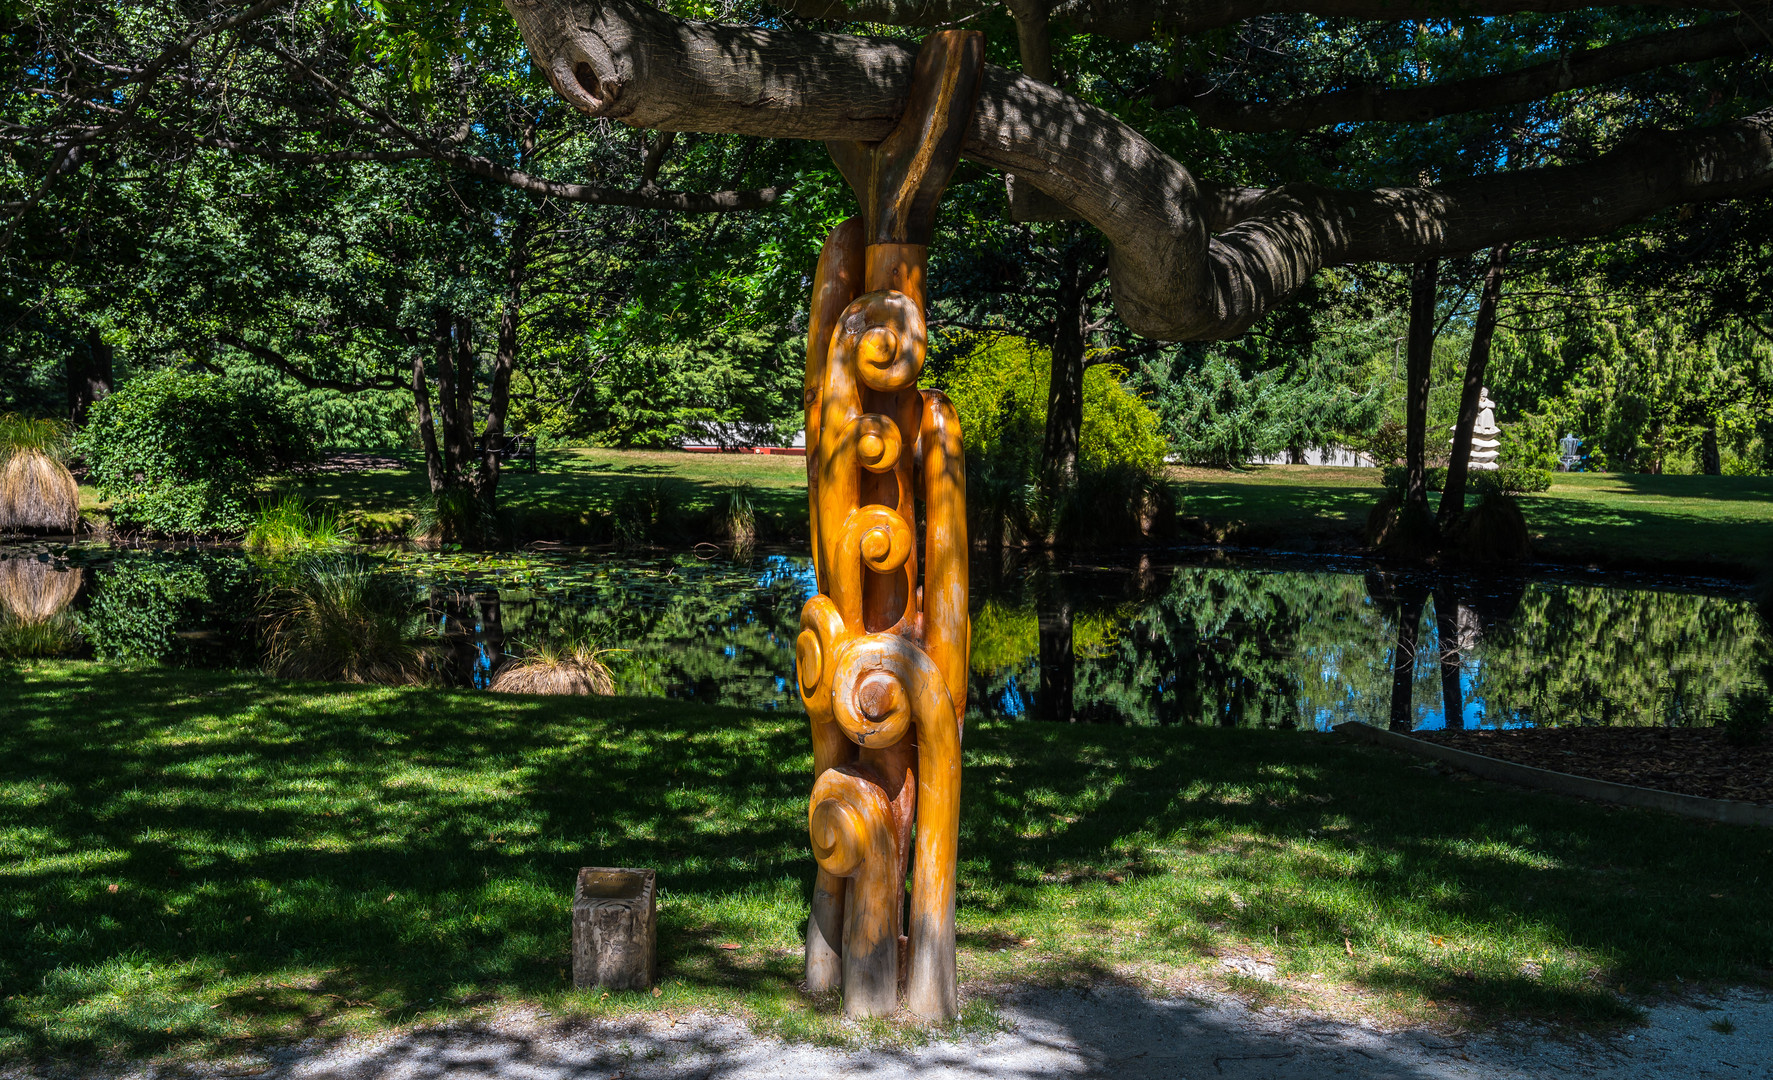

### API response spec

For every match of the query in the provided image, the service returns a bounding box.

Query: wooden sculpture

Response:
[797,30,982,1021]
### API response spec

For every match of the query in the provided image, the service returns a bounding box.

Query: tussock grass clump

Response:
[0,414,78,533]
[0,612,82,658]
[709,482,757,552]
[489,637,616,696]
[1450,490,1532,565]
[261,556,435,684]
[245,494,353,557]
[0,557,83,623]
[1365,491,1438,559]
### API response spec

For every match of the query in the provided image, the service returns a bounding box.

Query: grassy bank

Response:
[74,451,1772,573]
[1169,465,1773,573]
[3,662,1769,1065]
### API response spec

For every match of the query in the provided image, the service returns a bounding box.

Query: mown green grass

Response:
[1169,464,1773,571]
[3,662,1769,1065]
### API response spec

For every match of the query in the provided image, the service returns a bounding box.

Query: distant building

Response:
[680,424,806,456]
[1246,446,1375,467]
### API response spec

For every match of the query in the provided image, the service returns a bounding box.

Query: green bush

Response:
[1500,413,1560,471]
[81,553,258,666]
[937,336,1170,544]
[76,368,318,536]
[1476,466,1552,495]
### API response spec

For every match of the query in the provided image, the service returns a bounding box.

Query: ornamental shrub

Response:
[936,336,1170,544]
[76,368,318,536]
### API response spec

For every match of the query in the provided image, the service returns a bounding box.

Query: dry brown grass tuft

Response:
[0,558,83,622]
[489,645,615,695]
[0,450,79,532]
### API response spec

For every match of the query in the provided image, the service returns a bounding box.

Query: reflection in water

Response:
[0,555,84,657]
[6,545,1766,730]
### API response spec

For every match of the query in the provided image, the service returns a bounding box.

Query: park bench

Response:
[475,433,538,471]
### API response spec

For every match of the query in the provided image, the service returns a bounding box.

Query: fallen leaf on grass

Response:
[719,943,742,951]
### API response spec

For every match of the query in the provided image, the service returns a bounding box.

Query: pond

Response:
[1,543,1766,732]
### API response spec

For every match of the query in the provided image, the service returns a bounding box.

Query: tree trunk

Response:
[1040,245,1097,545]
[68,326,113,425]
[1041,288,1086,543]
[412,345,446,494]
[1433,586,1465,730]
[1439,244,1510,527]
[1701,421,1722,475]
[1037,590,1074,724]
[452,316,478,479]
[431,310,464,487]
[477,217,531,504]
[1388,585,1428,731]
[1403,259,1439,516]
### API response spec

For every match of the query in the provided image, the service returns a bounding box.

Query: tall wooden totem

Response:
[796,30,982,1021]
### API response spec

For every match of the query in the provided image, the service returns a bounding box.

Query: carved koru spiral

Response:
[797,30,982,1021]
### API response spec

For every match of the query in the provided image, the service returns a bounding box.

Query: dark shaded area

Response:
[2,664,1770,1063]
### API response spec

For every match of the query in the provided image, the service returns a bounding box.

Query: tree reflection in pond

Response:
[13,546,1767,729]
[976,559,1766,731]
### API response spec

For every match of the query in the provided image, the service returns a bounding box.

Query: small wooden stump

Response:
[572,867,657,990]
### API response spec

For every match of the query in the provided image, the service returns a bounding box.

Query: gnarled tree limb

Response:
[767,0,1747,41]
[1163,13,1771,130]
[505,0,1773,339]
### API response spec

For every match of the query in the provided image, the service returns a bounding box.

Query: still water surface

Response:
[1,545,1764,731]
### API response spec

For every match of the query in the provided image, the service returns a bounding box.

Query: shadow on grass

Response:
[1,663,1769,1061]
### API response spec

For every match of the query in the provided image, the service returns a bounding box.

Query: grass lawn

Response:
[77,448,812,543]
[3,662,1770,1066]
[1169,464,1773,572]
[75,452,1773,572]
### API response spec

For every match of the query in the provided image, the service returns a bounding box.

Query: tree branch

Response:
[766,0,1747,41]
[1164,13,1771,130]
[217,332,406,393]
[506,0,1773,340]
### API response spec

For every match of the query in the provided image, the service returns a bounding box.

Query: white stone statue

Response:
[1451,387,1501,471]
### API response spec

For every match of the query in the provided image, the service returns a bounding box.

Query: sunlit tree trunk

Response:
[1440,245,1510,528]
[1403,260,1439,516]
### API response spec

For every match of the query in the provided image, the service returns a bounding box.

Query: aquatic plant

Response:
[709,482,757,552]
[488,636,616,696]
[0,415,78,533]
[245,494,353,557]
[261,556,435,684]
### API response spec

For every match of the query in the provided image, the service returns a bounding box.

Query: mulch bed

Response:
[1413,727,1773,807]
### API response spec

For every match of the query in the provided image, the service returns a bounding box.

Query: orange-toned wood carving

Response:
[797,30,982,1021]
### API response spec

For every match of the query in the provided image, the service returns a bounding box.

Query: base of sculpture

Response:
[572,867,658,990]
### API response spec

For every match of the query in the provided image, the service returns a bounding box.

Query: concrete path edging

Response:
[1335,722,1773,828]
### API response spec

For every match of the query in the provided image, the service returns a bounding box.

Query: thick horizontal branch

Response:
[768,0,1746,41]
[1166,13,1771,130]
[505,0,1773,339]
[218,333,406,393]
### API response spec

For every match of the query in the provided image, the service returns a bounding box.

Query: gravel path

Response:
[23,985,1770,1080]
